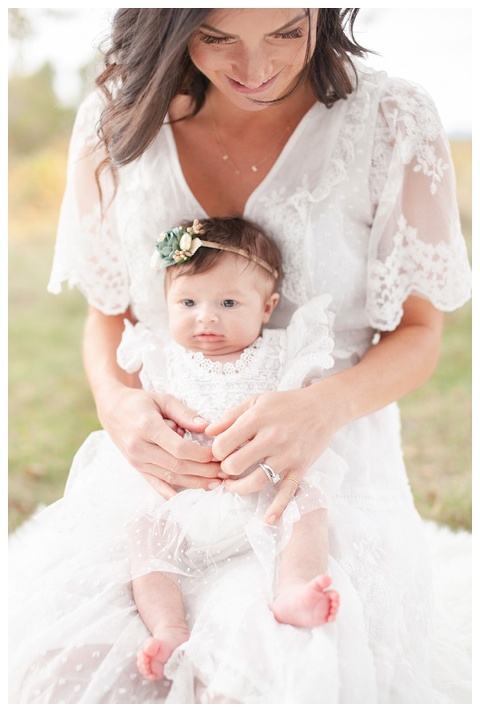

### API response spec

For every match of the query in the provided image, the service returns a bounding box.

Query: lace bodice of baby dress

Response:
[117,294,336,424]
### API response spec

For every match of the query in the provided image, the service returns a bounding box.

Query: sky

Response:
[8,6,474,137]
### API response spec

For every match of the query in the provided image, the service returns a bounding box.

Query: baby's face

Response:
[166,253,278,361]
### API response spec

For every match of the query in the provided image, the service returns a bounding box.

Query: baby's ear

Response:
[263,292,280,323]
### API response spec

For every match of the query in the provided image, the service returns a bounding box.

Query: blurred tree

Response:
[8,8,32,41]
[8,64,76,160]
[8,8,103,161]
[8,8,32,73]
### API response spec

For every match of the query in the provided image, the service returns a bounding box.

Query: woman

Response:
[9,8,471,704]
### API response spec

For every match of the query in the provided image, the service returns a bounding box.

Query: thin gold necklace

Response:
[211,111,292,176]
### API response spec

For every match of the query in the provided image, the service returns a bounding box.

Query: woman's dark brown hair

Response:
[96,9,366,171]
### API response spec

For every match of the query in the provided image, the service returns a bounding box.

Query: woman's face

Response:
[188,8,318,110]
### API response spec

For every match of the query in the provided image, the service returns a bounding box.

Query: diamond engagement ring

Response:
[259,463,281,484]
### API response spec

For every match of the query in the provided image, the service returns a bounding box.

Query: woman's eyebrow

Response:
[199,12,307,37]
[268,12,308,34]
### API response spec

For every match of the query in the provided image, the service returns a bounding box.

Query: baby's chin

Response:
[186,339,247,364]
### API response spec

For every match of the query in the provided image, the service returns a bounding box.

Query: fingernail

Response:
[267,515,277,525]
[208,482,221,490]
[194,416,208,424]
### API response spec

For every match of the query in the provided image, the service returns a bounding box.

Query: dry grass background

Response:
[8,138,472,533]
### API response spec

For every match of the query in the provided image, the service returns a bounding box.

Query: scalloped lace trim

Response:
[367,214,470,330]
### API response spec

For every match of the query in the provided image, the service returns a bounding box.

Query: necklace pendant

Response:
[251,165,258,172]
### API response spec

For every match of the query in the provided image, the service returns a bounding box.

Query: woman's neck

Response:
[205,82,317,136]
[167,80,317,217]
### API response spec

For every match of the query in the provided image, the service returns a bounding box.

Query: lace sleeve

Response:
[47,91,130,314]
[367,78,471,331]
[116,320,170,393]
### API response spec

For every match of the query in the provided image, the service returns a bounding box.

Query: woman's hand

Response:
[205,386,341,524]
[205,295,444,523]
[83,307,224,498]
[97,383,225,498]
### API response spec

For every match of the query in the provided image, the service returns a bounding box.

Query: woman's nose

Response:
[230,45,274,88]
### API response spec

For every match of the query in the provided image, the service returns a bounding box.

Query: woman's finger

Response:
[224,459,287,494]
[152,427,216,466]
[136,441,225,490]
[122,412,218,470]
[140,473,178,499]
[225,460,304,522]
[263,473,303,524]
[156,392,211,434]
[204,397,257,437]
[205,397,260,462]
[224,466,273,496]
[141,467,224,493]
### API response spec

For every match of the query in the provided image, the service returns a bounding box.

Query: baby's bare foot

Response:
[272,574,340,627]
[137,625,189,681]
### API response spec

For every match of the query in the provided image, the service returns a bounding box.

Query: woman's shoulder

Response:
[74,88,108,123]
[351,60,445,149]
[68,89,109,151]
[379,74,438,114]
[353,59,436,111]
[378,76,445,153]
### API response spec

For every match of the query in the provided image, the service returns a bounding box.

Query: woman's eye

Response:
[198,33,232,45]
[274,28,304,40]
[182,299,196,307]
[221,299,237,308]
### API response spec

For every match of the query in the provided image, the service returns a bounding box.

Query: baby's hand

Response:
[163,418,185,437]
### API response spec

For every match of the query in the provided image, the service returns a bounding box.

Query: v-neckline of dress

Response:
[164,102,322,218]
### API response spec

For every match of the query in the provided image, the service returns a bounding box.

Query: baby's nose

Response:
[197,307,219,323]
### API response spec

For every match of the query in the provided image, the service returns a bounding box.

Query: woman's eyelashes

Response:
[197,27,304,45]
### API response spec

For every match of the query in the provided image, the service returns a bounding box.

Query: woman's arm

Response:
[206,295,443,521]
[83,305,223,497]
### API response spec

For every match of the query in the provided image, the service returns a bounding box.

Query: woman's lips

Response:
[226,73,278,95]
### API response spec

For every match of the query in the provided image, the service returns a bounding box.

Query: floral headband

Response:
[150,219,279,279]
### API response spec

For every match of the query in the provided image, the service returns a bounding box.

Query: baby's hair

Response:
[167,216,283,289]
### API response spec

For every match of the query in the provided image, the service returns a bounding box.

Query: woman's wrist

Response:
[305,374,355,435]
[91,374,139,430]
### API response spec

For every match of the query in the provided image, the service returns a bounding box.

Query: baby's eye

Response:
[182,299,196,307]
[221,299,237,308]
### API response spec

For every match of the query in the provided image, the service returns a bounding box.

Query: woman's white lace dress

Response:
[9,60,472,703]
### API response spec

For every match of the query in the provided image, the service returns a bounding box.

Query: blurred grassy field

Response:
[8,140,472,533]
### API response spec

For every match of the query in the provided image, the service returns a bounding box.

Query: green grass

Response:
[400,304,472,529]
[8,235,100,531]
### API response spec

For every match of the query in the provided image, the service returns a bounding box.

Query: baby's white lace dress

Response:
[116,296,346,590]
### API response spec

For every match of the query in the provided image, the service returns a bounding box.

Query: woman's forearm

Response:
[82,306,140,418]
[312,295,445,430]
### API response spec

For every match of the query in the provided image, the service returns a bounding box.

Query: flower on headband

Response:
[151,219,205,271]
